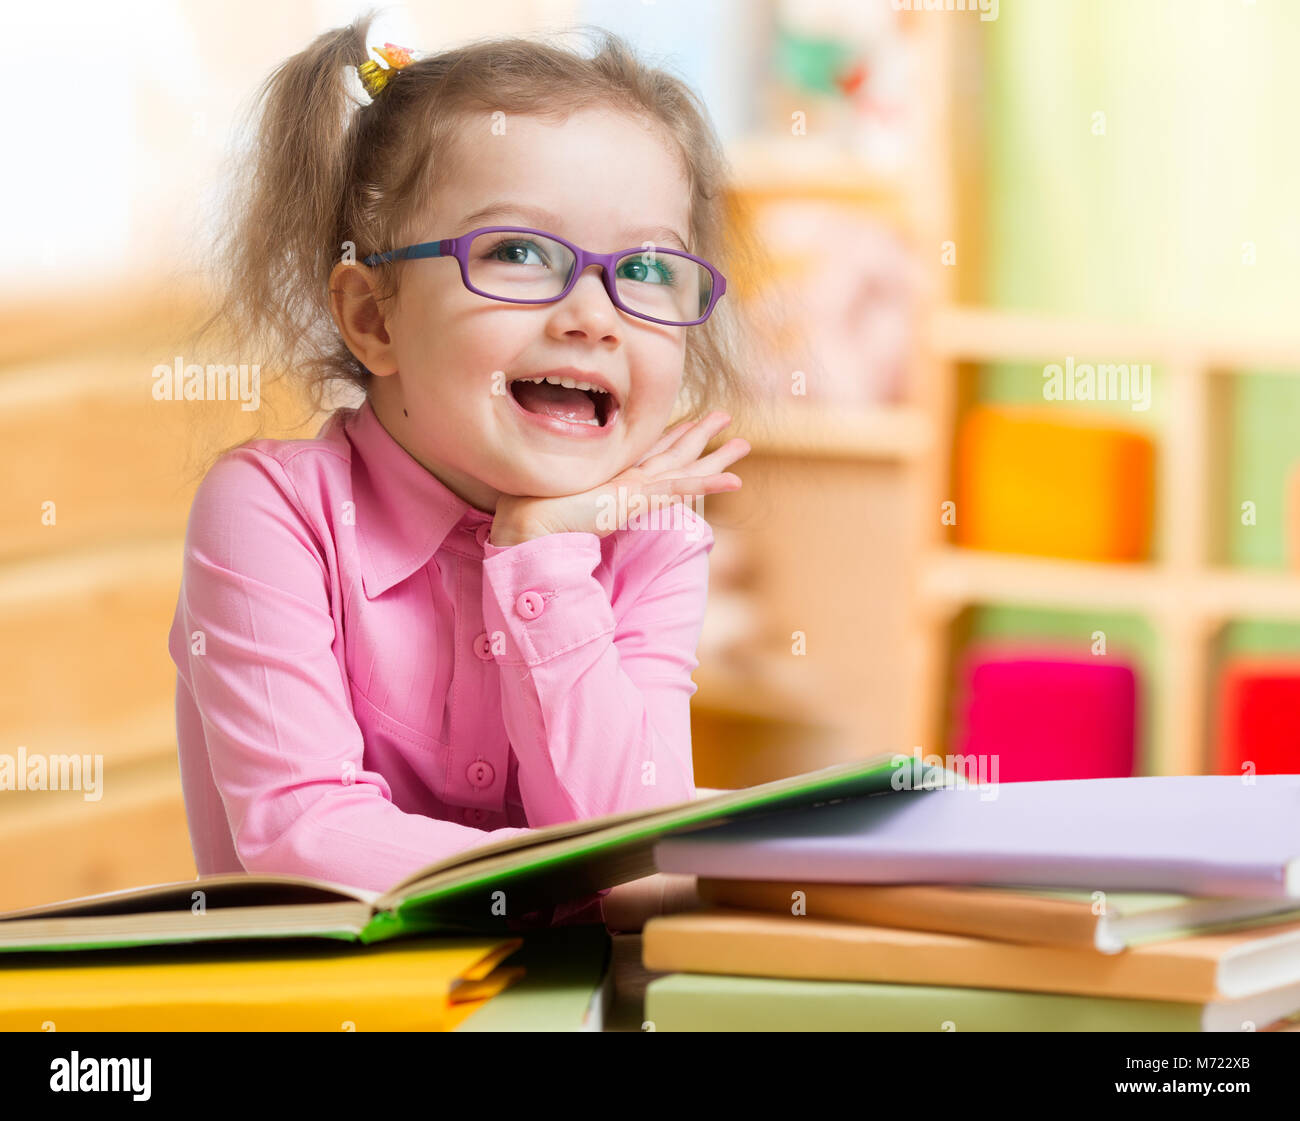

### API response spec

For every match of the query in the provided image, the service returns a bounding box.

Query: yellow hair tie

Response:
[357,42,415,100]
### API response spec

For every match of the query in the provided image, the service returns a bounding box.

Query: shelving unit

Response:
[723,135,913,228]
[695,11,1300,786]
[0,282,324,910]
[922,545,1300,621]
[689,12,953,786]
[916,303,1300,777]
[744,401,932,460]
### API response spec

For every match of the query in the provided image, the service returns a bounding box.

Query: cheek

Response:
[399,276,496,348]
[418,315,531,392]
[636,337,688,406]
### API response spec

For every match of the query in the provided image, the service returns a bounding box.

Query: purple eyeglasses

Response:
[362,225,726,327]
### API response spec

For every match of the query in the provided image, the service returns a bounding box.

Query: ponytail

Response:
[183,12,377,472]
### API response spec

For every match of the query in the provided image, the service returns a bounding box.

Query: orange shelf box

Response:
[956,406,1155,561]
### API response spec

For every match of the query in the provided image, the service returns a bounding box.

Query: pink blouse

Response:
[168,397,711,920]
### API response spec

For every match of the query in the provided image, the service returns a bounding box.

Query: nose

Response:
[547,263,622,342]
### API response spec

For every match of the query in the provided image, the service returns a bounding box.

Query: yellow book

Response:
[0,935,522,1031]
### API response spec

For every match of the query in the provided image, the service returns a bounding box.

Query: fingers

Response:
[686,437,750,481]
[641,472,742,499]
[638,411,734,477]
[601,470,740,536]
[635,418,695,466]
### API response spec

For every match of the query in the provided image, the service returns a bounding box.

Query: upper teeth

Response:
[516,375,610,395]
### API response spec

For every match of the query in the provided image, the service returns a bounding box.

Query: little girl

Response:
[169,14,760,925]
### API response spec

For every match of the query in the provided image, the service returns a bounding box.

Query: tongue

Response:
[512,380,598,424]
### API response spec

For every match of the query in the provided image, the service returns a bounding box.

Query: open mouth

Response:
[508,375,619,429]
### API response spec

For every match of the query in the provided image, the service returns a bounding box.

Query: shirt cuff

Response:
[481,532,615,666]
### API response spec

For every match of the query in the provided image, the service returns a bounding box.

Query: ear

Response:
[328,262,398,377]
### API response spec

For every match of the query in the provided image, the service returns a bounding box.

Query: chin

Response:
[513,465,609,499]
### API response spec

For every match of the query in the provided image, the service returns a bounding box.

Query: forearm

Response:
[234,784,531,893]
[492,637,697,824]
[481,529,705,826]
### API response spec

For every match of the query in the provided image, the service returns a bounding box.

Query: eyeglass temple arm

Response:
[362,241,448,266]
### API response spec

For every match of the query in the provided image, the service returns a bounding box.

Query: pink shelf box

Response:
[950,644,1139,782]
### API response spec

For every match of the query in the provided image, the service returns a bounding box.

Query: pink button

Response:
[467,760,495,788]
[515,590,545,619]
[464,806,489,826]
[475,524,491,547]
[473,632,494,661]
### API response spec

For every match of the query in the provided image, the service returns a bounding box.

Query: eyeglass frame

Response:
[361,225,727,327]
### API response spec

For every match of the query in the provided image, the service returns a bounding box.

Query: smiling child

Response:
[169,13,760,925]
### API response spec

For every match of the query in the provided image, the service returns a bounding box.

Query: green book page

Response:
[990,888,1191,915]
[1123,910,1300,947]
[454,925,611,1032]
[644,975,1207,1032]
[1006,888,1300,939]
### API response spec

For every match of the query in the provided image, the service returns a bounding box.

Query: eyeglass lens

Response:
[467,229,713,323]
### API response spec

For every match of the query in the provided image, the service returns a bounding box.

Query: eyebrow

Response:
[455,202,691,252]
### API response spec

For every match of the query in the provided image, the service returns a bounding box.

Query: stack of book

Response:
[642,773,1300,1031]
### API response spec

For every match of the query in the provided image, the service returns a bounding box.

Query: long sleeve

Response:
[172,451,529,893]
[480,516,712,826]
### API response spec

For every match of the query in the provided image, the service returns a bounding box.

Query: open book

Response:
[0,753,927,954]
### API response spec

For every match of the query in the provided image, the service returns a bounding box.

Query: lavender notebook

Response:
[654,775,1300,898]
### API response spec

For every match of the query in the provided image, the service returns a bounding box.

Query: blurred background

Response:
[4,0,1300,910]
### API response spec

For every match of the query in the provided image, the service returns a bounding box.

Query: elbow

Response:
[228,784,355,881]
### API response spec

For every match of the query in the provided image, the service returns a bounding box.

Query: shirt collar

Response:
[339,397,493,598]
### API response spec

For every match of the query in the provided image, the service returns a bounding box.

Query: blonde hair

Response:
[184,9,775,481]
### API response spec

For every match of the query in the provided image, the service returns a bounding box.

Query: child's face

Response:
[371,106,694,512]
